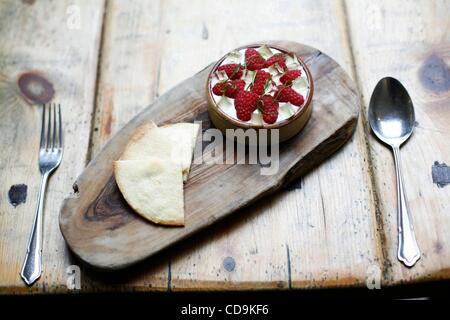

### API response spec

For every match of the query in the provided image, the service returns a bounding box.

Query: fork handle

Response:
[20,172,49,286]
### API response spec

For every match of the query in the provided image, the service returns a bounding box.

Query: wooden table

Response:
[1,0,449,294]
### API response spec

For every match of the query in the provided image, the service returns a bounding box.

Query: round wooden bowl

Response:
[206,43,314,143]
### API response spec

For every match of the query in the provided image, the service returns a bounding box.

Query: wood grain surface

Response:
[346,0,450,285]
[0,0,105,293]
[1,0,449,293]
[59,41,361,271]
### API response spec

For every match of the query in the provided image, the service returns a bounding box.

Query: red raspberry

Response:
[250,70,271,96]
[245,48,266,71]
[212,80,245,98]
[275,85,305,106]
[280,69,301,85]
[275,85,289,102]
[234,90,259,121]
[264,53,287,70]
[217,64,244,80]
[259,95,279,124]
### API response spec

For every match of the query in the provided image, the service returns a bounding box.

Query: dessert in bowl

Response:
[206,44,314,143]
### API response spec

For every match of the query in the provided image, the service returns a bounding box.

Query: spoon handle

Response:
[392,146,421,267]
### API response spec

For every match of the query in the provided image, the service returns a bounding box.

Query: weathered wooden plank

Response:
[91,0,163,157]
[85,0,168,291]
[346,0,450,284]
[0,0,104,293]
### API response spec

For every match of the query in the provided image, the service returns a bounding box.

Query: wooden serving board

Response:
[59,41,360,270]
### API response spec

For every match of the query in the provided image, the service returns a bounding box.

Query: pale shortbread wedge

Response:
[122,122,199,181]
[114,158,184,226]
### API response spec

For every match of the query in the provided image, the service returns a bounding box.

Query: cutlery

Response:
[21,103,63,285]
[368,77,420,267]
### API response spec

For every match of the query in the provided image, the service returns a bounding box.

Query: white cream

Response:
[210,45,310,124]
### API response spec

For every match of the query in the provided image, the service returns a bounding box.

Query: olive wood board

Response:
[59,41,360,270]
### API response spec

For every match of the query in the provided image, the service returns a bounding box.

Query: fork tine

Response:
[58,104,63,149]
[40,104,46,149]
[52,103,57,149]
[46,103,52,149]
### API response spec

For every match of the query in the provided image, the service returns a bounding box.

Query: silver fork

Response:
[21,103,63,286]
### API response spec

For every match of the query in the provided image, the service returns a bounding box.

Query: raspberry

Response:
[264,53,287,70]
[234,90,259,121]
[287,89,305,106]
[280,69,301,85]
[275,85,290,102]
[275,85,305,106]
[250,70,271,96]
[259,94,279,124]
[245,48,266,71]
[212,80,245,98]
[217,64,244,80]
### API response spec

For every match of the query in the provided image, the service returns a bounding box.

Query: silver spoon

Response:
[368,77,420,267]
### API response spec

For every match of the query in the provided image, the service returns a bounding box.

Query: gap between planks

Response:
[82,0,172,290]
[85,0,109,165]
[341,0,388,278]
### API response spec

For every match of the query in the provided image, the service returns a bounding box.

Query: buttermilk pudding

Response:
[207,44,312,125]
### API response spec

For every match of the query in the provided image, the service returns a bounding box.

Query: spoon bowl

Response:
[369,77,415,146]
[368,77,420,267]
